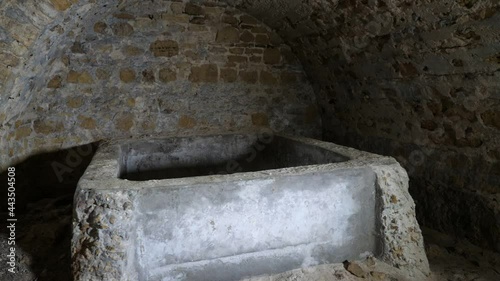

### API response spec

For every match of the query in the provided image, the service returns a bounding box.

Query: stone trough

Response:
[71,131,430,281]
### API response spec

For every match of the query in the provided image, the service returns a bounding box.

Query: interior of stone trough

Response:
[0,0,499,280]
[119,135,350,180]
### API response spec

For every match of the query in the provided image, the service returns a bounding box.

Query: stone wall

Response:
[0,0,499,253]
[0,0,320,169]
[244,0,500,251]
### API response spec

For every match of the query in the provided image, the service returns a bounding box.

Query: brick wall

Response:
[0,0,320,169]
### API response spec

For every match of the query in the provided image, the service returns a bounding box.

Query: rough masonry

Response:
[0,0,499,254]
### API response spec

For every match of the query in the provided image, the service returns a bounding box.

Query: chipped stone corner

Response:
[369,159,431,280]
[70,133,432,280]
[71,188,138,281]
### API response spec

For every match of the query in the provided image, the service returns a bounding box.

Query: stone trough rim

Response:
[71,130,430,281]
[77,130,398,191]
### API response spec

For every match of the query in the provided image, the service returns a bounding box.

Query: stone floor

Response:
[0,196,499,281]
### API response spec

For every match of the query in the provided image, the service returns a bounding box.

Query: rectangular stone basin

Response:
[119,133,349,180]
[72,131,429,281]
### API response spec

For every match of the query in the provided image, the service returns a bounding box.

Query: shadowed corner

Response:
[0,142,99,281]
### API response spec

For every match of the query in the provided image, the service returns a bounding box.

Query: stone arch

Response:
[0,0,321,169]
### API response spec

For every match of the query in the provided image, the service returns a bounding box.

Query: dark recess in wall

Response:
[0,142,99,281]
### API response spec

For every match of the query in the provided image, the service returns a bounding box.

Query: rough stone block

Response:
[170,2,184,14]
[33,119,64,134]
[15,127,31,140]
[150,40,179,57]
[220,68,237,82]
[245,48,264,55]
[93,22,107,34]
[190,17,206,25]
[47,75,62,88]
[113,13,135,19]
[260,71,278,85]
[269,32,283,45]
[228,55,247,63]
[255,34,270,45]
[50,0,76,11]
[229,47,244,54]
[240,15,260,25]
[240,70,258,84]
[481,110,500,129]
[123,45,143,56]
[178,115,197,128]
[222,15,238,25]
[142,69,155,83]
[96,68,110,80]
[161,14,190,24]
[66,97,84,108]
[208,46,227,54]
[184,3,204,16]
[120,68,136,83]
[216,26,240,43]
[240,30,255,42]
[71,41,85,54]
[111,22,134,36]
[0,52,20,67]
[304,105,318,124]
[78,115,96,129]
[72,133,430,281]
[159,68,176,83]
[115,113,134,132]
[189,64,218,82]
[248,56,260,63]
[251,27,268,33]
[67,70,93,84]
[281,72,297,84]
[264,48,281,64]
[251,113,269,126]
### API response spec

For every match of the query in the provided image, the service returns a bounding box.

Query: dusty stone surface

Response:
[237,228,500,281]
[2,206,499,281]
[72,132,429,281]
[0,141,498,281]
[234,0,500,251]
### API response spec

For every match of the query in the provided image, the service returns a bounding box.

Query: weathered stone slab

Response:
[72,131,429,281]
